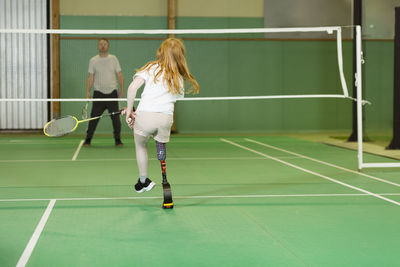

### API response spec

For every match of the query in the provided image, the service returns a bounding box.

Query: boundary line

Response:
[245,138,400,187]
[1,193,400,203]
[0,156,297,163]
[72,140,84,161]
[221,138,400,206]
[16,199,56,267]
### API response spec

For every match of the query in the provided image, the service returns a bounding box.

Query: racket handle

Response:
[108,109,124,116]
[113,106,134,116]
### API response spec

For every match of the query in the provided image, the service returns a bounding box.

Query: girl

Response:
[125,38,199,193]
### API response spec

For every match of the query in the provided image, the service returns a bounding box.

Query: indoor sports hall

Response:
[1,1,400,266]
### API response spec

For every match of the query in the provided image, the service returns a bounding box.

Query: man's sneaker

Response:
[134,178,155,193]
[115,139,123,147]
[83,138,91,147]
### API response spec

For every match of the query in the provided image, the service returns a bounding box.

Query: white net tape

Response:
[0,27,340,35]
[0,95,365,102]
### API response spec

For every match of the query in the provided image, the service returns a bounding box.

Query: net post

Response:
[168,0,175,38]
[51,0,60,120]
[356,25,363,171]
[387,7,400,149]
[168,0,177,133]
[348,0,362,142]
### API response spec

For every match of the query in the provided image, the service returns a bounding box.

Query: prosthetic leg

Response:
[156,141,173,209]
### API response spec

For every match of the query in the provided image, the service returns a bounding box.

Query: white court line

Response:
[245,138,400,187]
[0,156,301,163]
[1,193,400,203]
[221,138,400,206]
[72,140,84,161]
[16,199,56,267]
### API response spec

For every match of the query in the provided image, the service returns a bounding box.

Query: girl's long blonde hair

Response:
[137,38,199,95]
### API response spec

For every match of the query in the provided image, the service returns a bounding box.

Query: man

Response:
[84,38,124,147]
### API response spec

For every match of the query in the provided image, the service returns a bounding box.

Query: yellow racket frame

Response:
[43,111,121,137]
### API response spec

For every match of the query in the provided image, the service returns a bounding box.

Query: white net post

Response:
[357,24,400,170]
[356,25,364,171]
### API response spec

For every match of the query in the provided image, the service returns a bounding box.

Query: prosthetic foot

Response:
[160,160,173,209]
[157,141,173,209]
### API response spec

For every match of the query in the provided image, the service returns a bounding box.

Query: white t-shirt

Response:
[134,64,184,115]
[88,54,121,94]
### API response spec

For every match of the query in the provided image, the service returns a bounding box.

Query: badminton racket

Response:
[43,110,122,137]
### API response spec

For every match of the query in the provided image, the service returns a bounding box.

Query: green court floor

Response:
[0,134,399,266]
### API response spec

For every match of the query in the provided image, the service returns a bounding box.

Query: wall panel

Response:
[0,0,48,129]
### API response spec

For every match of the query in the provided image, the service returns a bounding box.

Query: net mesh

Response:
[1,26,352,134]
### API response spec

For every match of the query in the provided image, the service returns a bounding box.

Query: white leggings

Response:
[134,133,150,177]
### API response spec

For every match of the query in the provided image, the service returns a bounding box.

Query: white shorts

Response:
[133,111,174,143]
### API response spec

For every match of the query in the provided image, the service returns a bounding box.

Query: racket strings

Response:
[44,116,78,137]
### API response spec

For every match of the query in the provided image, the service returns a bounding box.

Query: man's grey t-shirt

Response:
[88,54,122,94]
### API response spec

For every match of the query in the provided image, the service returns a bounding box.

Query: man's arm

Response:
[86,73,94,99]
[117,71,124,97]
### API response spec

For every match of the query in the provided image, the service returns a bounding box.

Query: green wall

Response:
[363,41,394,133]
[59,16,393,135]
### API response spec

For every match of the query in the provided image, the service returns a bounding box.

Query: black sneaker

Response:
[134,178,155,193]
[83,138,91,147]
[115,139,123,147]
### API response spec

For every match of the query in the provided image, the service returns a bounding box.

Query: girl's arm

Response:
[126,76,145,128]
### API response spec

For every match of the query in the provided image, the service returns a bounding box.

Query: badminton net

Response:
[1,26,354,134]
